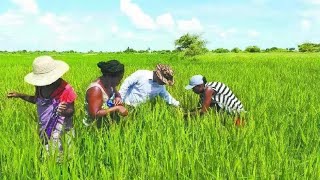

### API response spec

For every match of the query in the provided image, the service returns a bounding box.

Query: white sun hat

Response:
[185,75,204,90]
[24,56,69,86]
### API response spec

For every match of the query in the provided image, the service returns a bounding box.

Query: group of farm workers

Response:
[7,56,246,152]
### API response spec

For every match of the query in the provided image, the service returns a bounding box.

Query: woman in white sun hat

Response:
[7,56,77,152]
[184,75,245,126]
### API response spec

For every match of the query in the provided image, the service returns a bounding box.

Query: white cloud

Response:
[251,0,269,5]
[301,19,312,30]
[83,15,93,23]
[138,35,155,42]
[125,33,155,42]
[248,30,260,38]
[110,25,156,42]
[0,11,25,26]
[39,13,73,34]
[38,13,79,43]
[123,31,134,39]
[227,28,237,34]
[300,9,320,21]
[120,0,156,30]
[38,13,107,44]
[0,28,16,41]
[111,25,119,33]
[218,32,227,38]
[209,25,237,38]
[156,13,175,29]
[56,34,80,43]
[119,0,204,35]
[304,0,320,5]
[177,18,203,33]
[11,0,39,14]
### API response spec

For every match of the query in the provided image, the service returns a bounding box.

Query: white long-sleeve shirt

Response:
[119,70,180,107]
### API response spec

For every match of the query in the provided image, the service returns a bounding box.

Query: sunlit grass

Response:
[0,52,319,179]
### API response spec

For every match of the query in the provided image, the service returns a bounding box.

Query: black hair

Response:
[97,60,124,77]
[202,76,207,84]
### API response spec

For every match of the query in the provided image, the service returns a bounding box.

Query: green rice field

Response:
[0,52,319,179]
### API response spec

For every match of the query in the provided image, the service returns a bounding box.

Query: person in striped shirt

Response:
[184,75,245,126]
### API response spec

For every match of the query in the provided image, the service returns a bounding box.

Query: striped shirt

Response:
[201,82,245,114]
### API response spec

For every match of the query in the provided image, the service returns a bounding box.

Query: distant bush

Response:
[298,43,320,52]
[123,47,137,53]
[62,50,77,53]
[265,47,288,52]
[288,48,296,52]
[213,48,230,53]
[231,47,242,53]
[245,46,261,53]
[152,50,171,54]
[138,50,148,53]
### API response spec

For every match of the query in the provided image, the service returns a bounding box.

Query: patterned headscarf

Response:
[155,64,174,86]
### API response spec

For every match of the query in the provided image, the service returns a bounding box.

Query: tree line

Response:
[174,33,320,57]
[0,34,319,55]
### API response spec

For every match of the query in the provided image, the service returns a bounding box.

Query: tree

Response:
[288,48,295,52]
[231,47,242,53]
[245,46,261,53]
[152,50,171,54]
[271,47,279,51]
[175,33,207,57]
[298,43,320,52]
[213,48,230,53]
[138,50,149,53]
[123,47,136,53]
[265,47,287,52]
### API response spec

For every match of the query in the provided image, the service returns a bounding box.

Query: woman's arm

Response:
[58,102,75,117]
[199,88,214,114]
[86,87,127,119]
[113,89,122,106]
[184,88,214,118]
[7,92,36,104]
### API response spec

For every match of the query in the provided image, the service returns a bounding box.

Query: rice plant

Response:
[1,52,319,179]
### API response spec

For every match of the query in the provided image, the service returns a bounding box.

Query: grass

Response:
[0,52,319,179]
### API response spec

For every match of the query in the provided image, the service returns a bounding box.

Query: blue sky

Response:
[0,0,319,51]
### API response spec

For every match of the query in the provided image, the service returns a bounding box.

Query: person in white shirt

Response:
[119,64,180,107]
